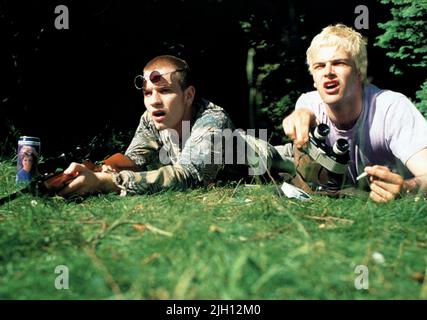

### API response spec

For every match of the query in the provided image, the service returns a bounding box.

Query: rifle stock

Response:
[102,153,137,171]
[42,153,135,193]
[0,153,135,204]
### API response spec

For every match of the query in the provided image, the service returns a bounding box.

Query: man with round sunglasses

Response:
[58,55,293,197]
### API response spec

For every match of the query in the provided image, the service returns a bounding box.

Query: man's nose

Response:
[148,91,162,106]
[324,63,335,77]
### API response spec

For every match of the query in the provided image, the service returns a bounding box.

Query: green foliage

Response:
[260,91,301,143]
[84,127,134,161]
[375,0,427,75]
[239,8,306,144]
[0,120,21,160]
[415,79,427,117]
[375,0,427,117]
[1,161,426,299]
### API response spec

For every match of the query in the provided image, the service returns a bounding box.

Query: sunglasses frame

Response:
[134,68,186,90]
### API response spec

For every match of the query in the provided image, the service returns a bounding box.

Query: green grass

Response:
[0,160,426,299]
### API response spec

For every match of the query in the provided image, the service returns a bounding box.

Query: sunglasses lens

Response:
[149,71,162,84]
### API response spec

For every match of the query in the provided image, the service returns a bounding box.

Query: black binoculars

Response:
[309,124,349,165]
[306,123,350,190]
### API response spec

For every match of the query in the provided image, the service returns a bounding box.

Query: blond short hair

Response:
[306,24,368,84]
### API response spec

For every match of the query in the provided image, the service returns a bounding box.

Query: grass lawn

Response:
[0,160,426,299]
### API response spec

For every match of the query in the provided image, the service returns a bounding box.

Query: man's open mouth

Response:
[152,110,166,117]
[323,80,340,93]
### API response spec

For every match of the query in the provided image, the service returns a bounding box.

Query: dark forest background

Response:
[0,0,426,160]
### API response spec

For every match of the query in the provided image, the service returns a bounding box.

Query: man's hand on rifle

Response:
[101,164,117,173]
[58,162,120,198]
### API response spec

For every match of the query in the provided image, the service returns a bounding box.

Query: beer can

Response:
[16,136,41,184]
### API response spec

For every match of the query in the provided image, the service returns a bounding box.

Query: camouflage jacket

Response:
[111,99,293,196]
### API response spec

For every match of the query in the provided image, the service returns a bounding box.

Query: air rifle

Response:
[0,151,134,205]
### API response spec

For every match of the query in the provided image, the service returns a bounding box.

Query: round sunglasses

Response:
[134,69,185,90]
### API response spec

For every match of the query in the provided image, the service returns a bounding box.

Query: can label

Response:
[16,136,41,184]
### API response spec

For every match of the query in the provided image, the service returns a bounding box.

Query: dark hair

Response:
[144,55,193,90]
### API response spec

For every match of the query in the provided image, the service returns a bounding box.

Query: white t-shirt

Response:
[295,84,427,182]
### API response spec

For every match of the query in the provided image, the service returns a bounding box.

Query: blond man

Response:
[283,24,427,202]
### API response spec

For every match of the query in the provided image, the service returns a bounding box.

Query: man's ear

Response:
[313,82,317,89]
[184,86,195,106]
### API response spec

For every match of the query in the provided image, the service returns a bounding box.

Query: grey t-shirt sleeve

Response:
[295,93,313,111]
[385,95,427,165]
[294,92,325,122]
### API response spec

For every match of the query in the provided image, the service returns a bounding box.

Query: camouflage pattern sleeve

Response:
[112,102,234,195]
[111,164,194,196]
[177,106,234,186]
[124,111,164,171]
